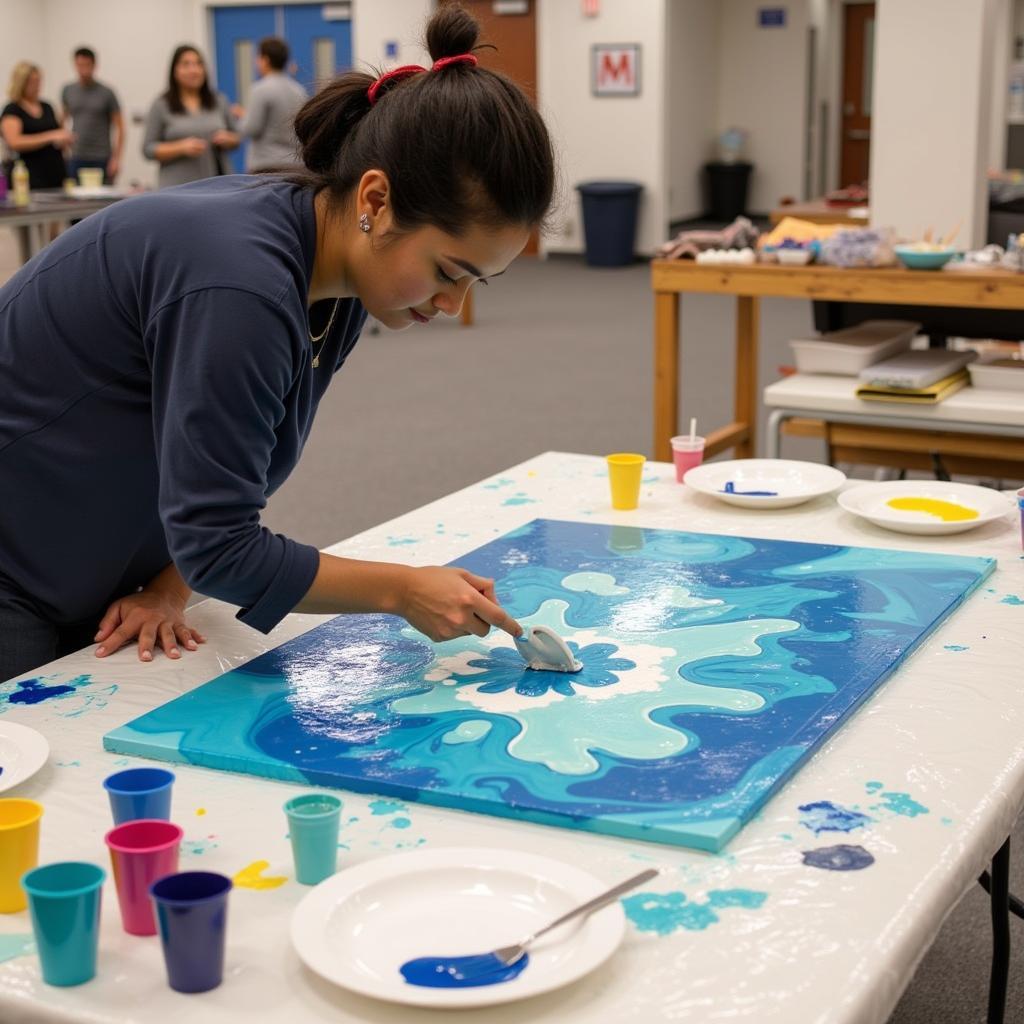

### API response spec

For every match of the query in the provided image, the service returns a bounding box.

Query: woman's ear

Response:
[357,168,391,223]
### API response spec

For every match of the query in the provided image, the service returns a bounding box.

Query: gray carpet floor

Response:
[2,233,1022,1022]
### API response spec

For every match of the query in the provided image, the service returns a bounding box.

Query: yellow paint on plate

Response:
[232,860,287,890]
[196,807,206,816]
[886,497,979,522]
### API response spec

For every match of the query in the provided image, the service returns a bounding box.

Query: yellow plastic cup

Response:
[0,798,43,912]
[606,453,646,510]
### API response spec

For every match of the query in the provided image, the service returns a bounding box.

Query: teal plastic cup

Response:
[283,794,341,885]
[22,861,105,986]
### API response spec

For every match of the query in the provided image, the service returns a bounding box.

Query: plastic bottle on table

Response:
[12,161,29,207]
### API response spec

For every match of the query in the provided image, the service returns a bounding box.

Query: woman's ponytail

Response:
[293,71,374,175]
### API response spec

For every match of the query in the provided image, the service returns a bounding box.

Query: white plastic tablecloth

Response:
[1,451,1022,1024]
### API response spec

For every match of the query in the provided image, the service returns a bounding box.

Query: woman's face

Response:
[174,51,207,92]
[351,218,530,331]
[22,71,40,102]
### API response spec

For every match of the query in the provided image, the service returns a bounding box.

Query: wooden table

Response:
[769,197,869,226]
[650,260,1024,463]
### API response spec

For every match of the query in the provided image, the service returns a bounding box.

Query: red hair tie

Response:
[367,53,478,105]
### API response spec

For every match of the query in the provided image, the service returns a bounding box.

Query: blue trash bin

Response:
[576,181,643,267]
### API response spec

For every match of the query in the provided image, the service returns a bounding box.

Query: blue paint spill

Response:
[368,799,407,816]
[8,677,76,705]
[942,817,954,826]
[798,800,873,835]
[501,493,538,507]
[0,934,35,963]
[779,832,792,840]
[944,644,969,652]
[871,791,928,818]
[482,478,515,491]
[390,816,412,829]
[865,781,883,794]
[622,888,767,935]
[802,844,875,871]
[387,536,419,547]
[1000,595,1024,606]
[400,952,528,988]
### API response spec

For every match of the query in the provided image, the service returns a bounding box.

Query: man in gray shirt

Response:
[233,37,306,172]
[61,47,123,183]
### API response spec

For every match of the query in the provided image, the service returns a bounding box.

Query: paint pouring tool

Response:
[400,866,658,987]
[514,626,582,673]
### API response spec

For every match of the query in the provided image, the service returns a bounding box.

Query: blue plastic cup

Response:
[151,871,232,993]
[22,861,105,986]
[283,793,342,886]
[103,768,174,825]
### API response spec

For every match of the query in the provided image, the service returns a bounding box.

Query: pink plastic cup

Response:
[105,819,183,936]
[671,435,706,483]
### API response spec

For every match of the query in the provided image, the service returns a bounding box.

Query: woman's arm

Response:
[293,554,520,641]
[142,99,207,164]
[0,114,71,153]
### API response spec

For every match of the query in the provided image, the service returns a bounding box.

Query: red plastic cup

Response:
[671,435,706,483]
[105,819,183,936]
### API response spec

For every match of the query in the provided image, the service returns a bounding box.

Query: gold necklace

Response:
[309,298,340,368]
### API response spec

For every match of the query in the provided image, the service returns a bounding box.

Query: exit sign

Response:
[758,7,787,27]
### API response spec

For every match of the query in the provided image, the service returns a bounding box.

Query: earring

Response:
[359,213,371,233]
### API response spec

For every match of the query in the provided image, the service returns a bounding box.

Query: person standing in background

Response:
[143,45,239,188]
[232,37,306,172]
[61,48,123,184]
[1,62,71,189]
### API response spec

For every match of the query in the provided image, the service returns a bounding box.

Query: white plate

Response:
[0,721,49,793]
[837,480,1013,535]
[291,846,626,1009]
[684,459,847,509]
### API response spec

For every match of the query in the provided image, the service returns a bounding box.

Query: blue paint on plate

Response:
[400,952,529,988]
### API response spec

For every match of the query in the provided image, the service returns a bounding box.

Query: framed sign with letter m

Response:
[592,43,640,96]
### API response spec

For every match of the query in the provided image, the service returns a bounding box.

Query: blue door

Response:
[212,4,352,173]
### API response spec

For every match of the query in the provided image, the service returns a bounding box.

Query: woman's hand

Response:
[94,565,205,662]
[396,566,521,642]
[49,128,75,148]
[177,136,208,157]
[210,129,240,150]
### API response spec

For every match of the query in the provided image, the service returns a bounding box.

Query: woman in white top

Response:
[142,45,240,188]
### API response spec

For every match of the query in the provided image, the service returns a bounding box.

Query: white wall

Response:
[715,0,811,212]
[1,2,46,116]
[665,0,717,222]
[20,0,432,188]
[538,0,668,255]
[871,0,998,248]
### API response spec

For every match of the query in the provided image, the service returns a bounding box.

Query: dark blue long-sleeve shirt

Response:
[0,176,366,632]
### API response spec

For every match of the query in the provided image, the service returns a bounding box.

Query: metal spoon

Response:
[492,866,659,968]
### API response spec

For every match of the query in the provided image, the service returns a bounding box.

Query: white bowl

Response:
[684,459,847,509]
[837,480,1013,535]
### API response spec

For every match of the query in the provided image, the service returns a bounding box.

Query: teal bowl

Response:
[894,245,956,270]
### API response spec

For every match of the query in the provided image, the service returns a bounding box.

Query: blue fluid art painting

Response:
[103,520,994,852]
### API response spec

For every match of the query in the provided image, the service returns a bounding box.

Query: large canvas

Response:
[104,520,994,851]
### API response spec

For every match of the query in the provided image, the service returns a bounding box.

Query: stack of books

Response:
[856,350,976,404]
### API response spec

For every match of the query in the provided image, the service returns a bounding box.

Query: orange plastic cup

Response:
[0,798,43,912]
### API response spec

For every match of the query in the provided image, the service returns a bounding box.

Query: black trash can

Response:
[576,181,643,267]
[704,161,752,221]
